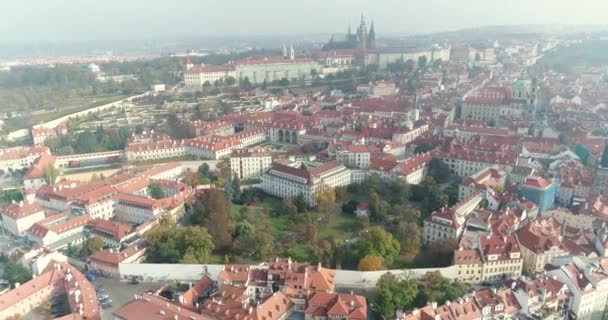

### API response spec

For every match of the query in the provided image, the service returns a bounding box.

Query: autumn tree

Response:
[358,254,384,271]
[193,189,233,250]
[394,222,422,256]
[183,172,200,187]
[86,236,105,254]
[360,227,400,264]
[43,164,59,185]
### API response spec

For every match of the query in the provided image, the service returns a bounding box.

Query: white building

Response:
[335,145,371,169]
[230,147,272,179]
[184,63,236,88]
[1,195,46,236]
[260,161,351,206]
[547,255,608,320]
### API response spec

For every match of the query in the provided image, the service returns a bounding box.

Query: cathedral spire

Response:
[348,24,352,35]
[289,44,295,60]
[368,20,376,49]
[283,44,287,59]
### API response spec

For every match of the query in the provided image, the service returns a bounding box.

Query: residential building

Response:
[1,194,46,236]
[461,81,535,124]
[0,261,100,320]
[509,275,570,319]
[335,145,371,169]
[230,147,273,179]
[519,176,557,212]
[260,161,351,206]
[27,212,92,250]
[398,298,482,320]
[114,293,210,320]
[88,244,146,278]
[0,146,50,172]
[423,193,484,245]
[546,255,608,320]
[305,292,367,320]
[459,167,507,201]
[472,287,522,319]
[184,62,236,88]
[517,218,569,274]
[86,218,136,248]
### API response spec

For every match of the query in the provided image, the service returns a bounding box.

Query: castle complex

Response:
[324,16,376,50]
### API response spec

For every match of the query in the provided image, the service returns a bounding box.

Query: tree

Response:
[43,164,59,185]
[278,78,289,86]
[368,192,389,222]
[1,258,32,287]
[373,272,418,318]
[145,223,215,264]
[415,271,468,307]
[358,254,384,271]
[294,193,308,212]
[315,184,336,205]
[418,55,428,69]
[194,189,233,250]
[601,142,608,168]
[0,189,23,204]
[225,76,236,86]
[180,225,215,263]
[280,198,299,216]
[429,158,451,183]
[148,182,165,199]
[86,236,104,254]
[240,77,252,89]
[360,227,400,264]
[223,179,235,202]
[231,175,241,202]
[183,172,200,187]
[198,163,212,180]
[234,220,256,239]
[394,222,422,256]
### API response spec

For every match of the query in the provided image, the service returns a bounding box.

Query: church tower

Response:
[283,44,288,59]
[368,20,376,49]
[289,44,295,60]
[357,15,368,50]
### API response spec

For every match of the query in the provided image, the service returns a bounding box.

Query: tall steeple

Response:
[282,44,288,59]
[289,44,295,60]
[368,20,376,49]
[357,15,368,50]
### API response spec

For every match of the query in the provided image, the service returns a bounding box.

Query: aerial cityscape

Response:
[2,1,608,320]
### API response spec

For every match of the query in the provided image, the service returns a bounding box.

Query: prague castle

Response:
[324,16,376,50]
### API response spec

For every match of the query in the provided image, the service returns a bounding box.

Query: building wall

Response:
[230,155,272,179]
[1,210,46,236]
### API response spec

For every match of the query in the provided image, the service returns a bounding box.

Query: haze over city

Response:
[2,2,608,320]
[2,0,608,44]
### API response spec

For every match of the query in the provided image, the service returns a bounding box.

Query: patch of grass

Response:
[269,215,293,239]
[317,213,358,241]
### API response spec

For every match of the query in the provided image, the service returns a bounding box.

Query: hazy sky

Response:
[2,0,608,43]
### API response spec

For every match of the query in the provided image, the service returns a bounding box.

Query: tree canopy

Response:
[360,227,400,264]
[145,219,215,264]
[358,254,384,271]
[373,272,419,318]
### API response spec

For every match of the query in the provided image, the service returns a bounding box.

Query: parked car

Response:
[85,271,96,281]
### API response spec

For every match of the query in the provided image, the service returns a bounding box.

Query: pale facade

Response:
[260,161,351,206]
[230,151,272,179]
